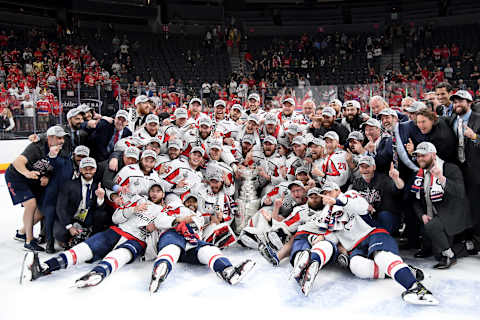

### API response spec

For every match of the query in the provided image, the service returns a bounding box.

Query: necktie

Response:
[85,184,91,210]
[113,130,120,145]
[457,118,466,163]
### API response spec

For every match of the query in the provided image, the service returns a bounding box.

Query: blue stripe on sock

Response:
[155,259,172,273]
[310,252,321,263]
[94,261,112,277]
[213,257,232,273]
[394,267,416,290]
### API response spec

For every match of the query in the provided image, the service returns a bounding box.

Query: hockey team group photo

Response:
[0,1,480,319]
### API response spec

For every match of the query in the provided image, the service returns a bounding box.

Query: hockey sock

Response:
[93,248,132,277]
[374,251,416,290]
[310,240,333,269]
[197,245,232,273]
[349,256,386,279]
[154,244,181,272]
[44,243,93,272]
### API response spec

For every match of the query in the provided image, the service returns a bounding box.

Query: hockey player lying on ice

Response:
[148,192,255,293]
[260,182,438,305]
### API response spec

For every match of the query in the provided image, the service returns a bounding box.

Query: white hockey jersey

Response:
[112,195,164,241]
[320,150,351,188]
[316,190,374,251]
[108,163,161,200]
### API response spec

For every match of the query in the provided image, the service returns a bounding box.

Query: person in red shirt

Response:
[451,43,460,61]
[84,72,96,87]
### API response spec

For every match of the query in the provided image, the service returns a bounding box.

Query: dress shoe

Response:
[414,249,432,258]
[433,255,456,269]
[45,240,56,254]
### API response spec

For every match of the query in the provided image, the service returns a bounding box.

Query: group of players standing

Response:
[10,92,446,305]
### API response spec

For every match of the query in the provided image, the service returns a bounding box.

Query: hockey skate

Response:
[149,261,170,293]
[290,250,310,280]
[264,231,284,251]
[336,253,350,269]
[75,271,105,288]
[218,259,256,285]
[408,264,425,281]
[401,282,439,305]
[20,251,46,284]
[258,242,280,266]
[300,261,320,296]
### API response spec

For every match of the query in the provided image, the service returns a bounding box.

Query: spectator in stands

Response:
[0,107,14,137]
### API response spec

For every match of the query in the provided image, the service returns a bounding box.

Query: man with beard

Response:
[65,107,87,152]
[286,136,309,181]
[203,139,237,190]
[182,116,212,157]
[238,114,261,147]
[311,107,349,145]
[196,169,238,249]
[7,125,66,251]
[245,93,266,119]
[318,131,350,190]
[341,100,365,132]
[411,142,470,269]
[221,104,244,145]
[252,135,286,192]
[363,118,393,174]
[261,113,282,139]
[21,182,165,288]
[239,180,307,252]
[276,97,303,130]
[351,156,404,234]
[378,108,398,133]
[128,95,152,132]
[135,114,162,142]
[53,157,109,249]
[155,139,183,173]
[447,90,480,253]
[101,147,140,195]
[163,107,190,144]
[107,150,160,205]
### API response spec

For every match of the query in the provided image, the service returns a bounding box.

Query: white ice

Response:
[0,175,479,320]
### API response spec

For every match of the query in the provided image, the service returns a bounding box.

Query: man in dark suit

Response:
[88,110,132,162]
[448,90,480,250]
[411,142,470,269]
[53,157,109,248]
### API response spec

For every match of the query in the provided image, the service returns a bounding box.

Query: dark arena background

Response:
[0,1,479,319]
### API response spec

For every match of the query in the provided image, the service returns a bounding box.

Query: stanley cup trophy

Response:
[235,167,261,232]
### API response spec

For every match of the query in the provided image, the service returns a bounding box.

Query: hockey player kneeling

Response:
[149,193,255,293]
[21,183,165,288]
[317,182,438,305]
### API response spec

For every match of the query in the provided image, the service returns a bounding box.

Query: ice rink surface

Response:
[0,175,479,320]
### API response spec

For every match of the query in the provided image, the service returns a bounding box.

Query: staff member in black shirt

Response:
[5,125,67,251]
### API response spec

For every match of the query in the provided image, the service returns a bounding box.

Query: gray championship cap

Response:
[248,93,260,102]
[189,97,202,105]
[378,108,398,118]
[66,108,82,119]
[191,146,205,156]
[141,149,157,160]
[147,137,162,146]
[288,180,305,189]
[115,109,129,120]
[322,106,336,118]
[413,142,437,155]
[347,131,364,142]
[292,136,307,146]
[283,97,295,106]
[124,146,140,160]
[74,145,90,157]
[405,101,427,113]
[209,139,223,151]
[231,104,243,112]
[247,114,260,125]
[79,157,97,169]
[362,118,382,129]
[307,187,322,197]
[168,139,182,150]
[309,137,326,147]
[358,155,376,167]
[214,99,226,108]
[174,108,188,119]
[264,113,277,125]
[242,135,255,145]
[145,114,160,125]
[198,116,213,127]
[135,95,150,105]
[46,125,69,137]
[286,123,300,135]
[320,181,340,193]
[324,131,340,141]
[295,166,309,175]
[263,135,277,145]
[450,90,473,102]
